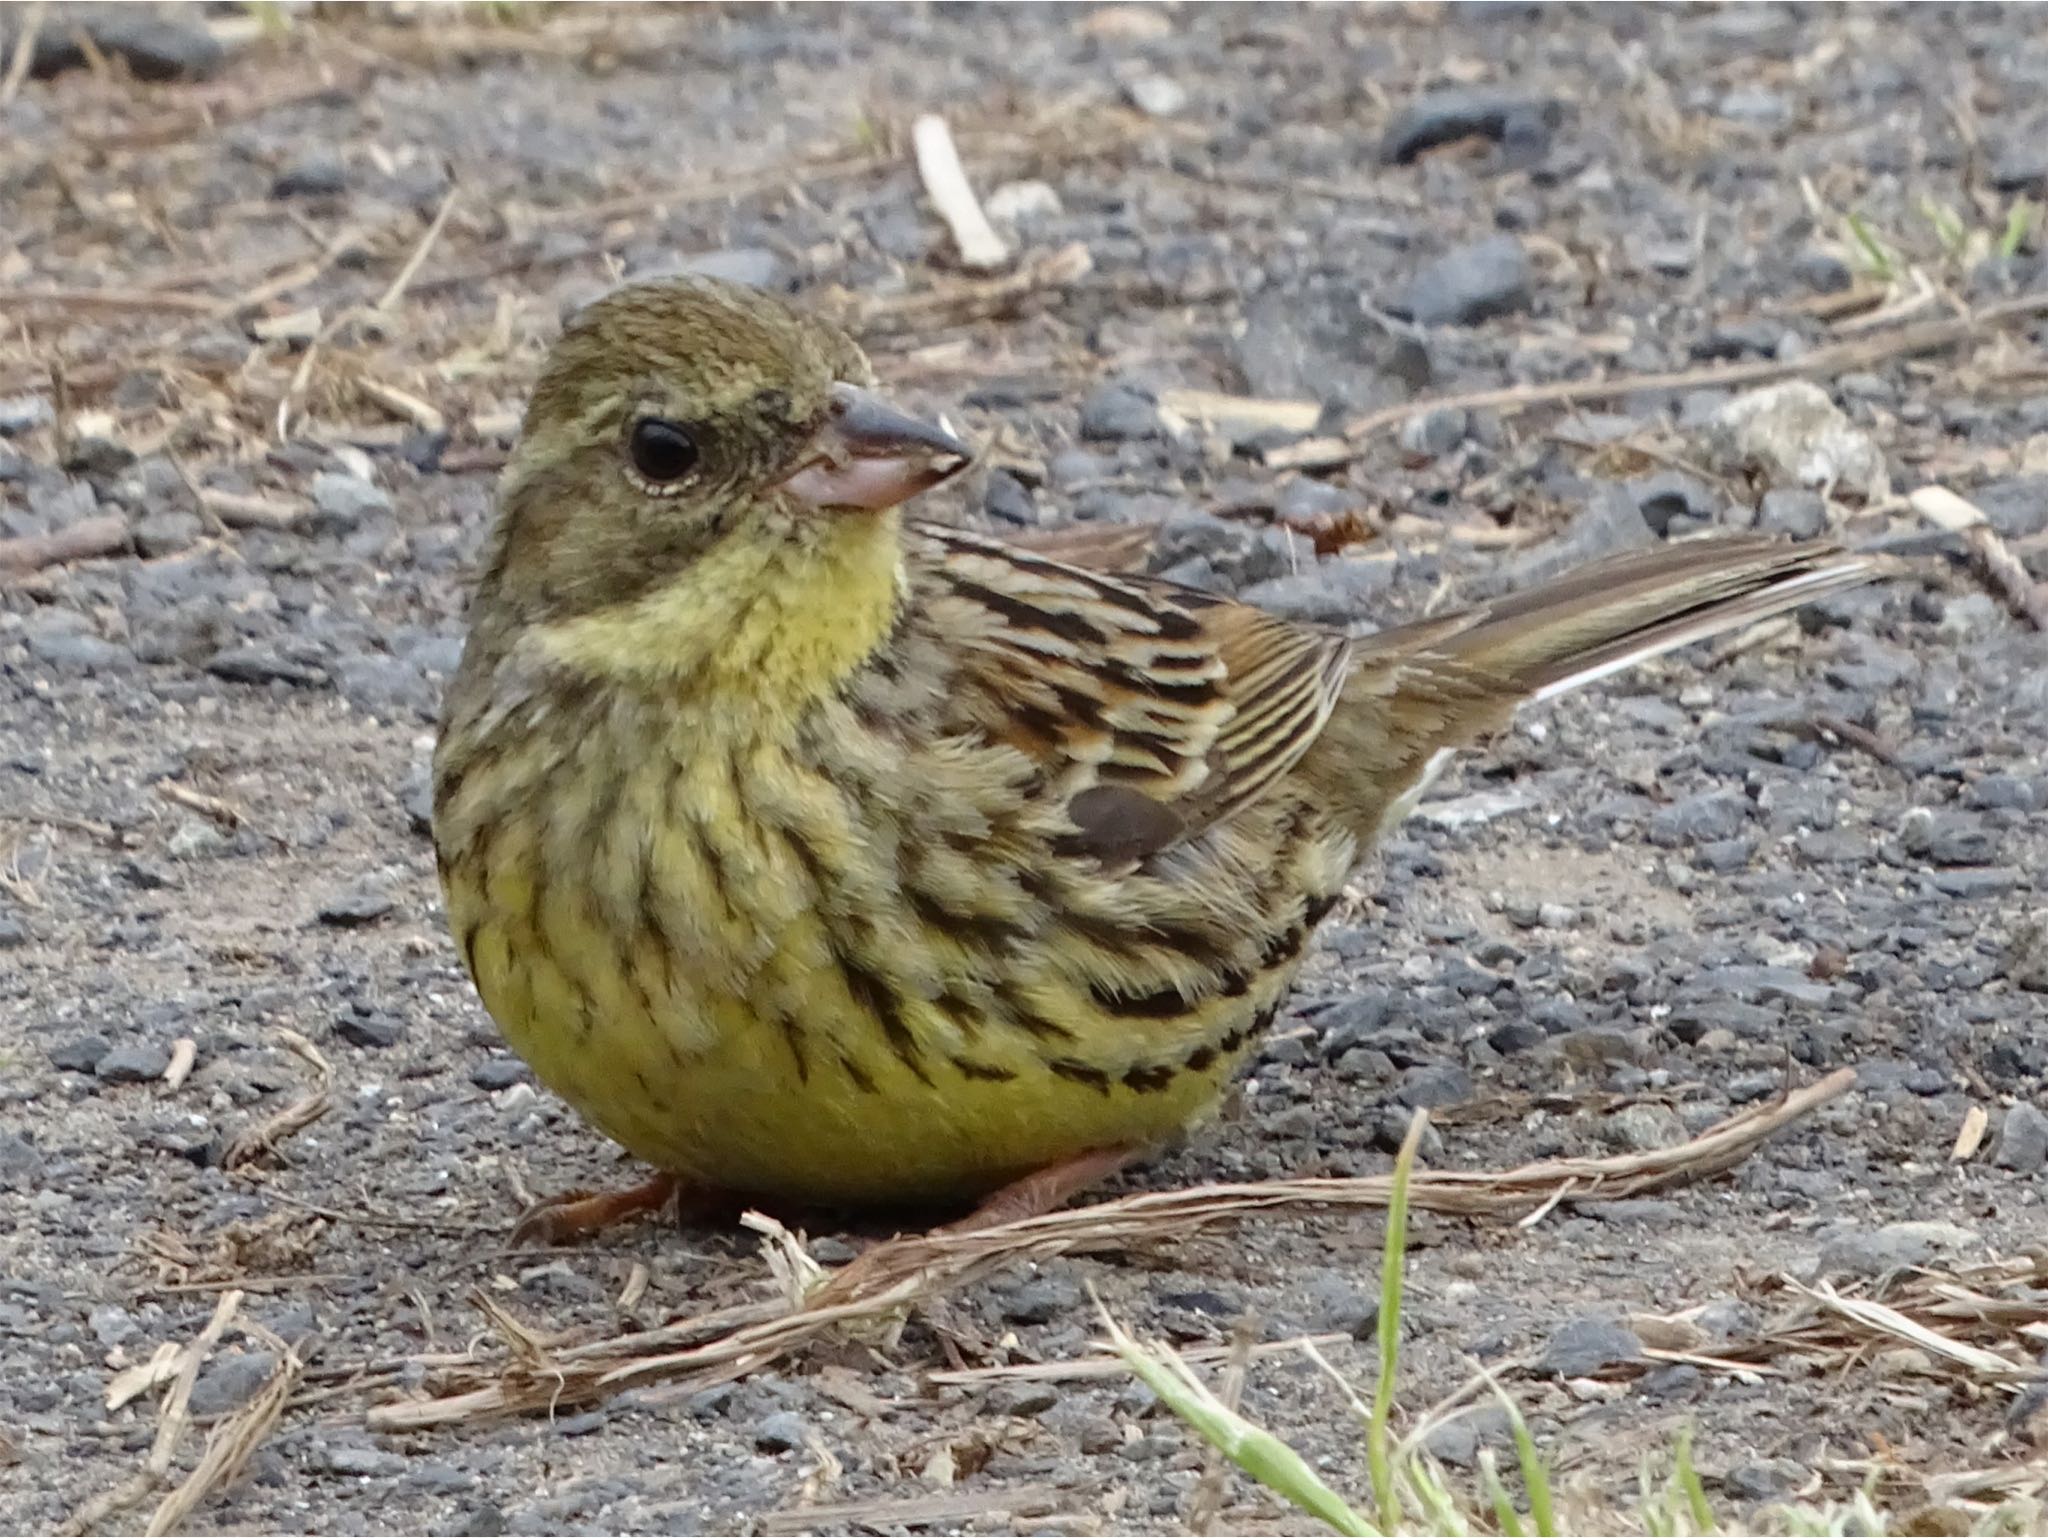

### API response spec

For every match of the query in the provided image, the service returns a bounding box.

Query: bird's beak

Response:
[773,382,972,512]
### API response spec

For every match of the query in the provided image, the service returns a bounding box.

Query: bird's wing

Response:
[905,524,1352,862]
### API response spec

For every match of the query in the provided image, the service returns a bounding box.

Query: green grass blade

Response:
[1491,1386,1557,1538]
[1479,1449,1526,1538]
[1107,1317,1379,1538]
[1673,1425,1716,1534]
[1999,198,2037,260]
[1368,1112,1426,1530]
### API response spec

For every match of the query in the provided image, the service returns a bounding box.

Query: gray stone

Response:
[470,1058,528,1091]
[752,1410,808,1453]
[335,1010,404,1050]
[1537,1316,1644,1377]
[27,630,126,672]
[993,1271,1082,1325]
[1630,470,1719,536]
[1648,792,1747,848]
[0,394,52,436]
[1394,236,1532,326]
[1399,406,1469,457]
[1078,384,1165,442]
[0,1130,43,1191]
[317,1442,407,1478]
[134,510,203,557]
[1381,87,1556,165]
[1993,1102,2048,1173]
[97,1042,172,1083]
[310,472,393,533]
[628,248,788,291]
[1603,1102,1688,1152]
[986,1381,1060,1417]
[48,1035,111,1073]
[1239,555,1395,625]
[1819,1221,1978,1278]
[1989,139,2048,194]
[1963,774,2039,813]
[64,436,137,477]
[207,646,326,688]
[1395,1063,1473,1109]
[189,1350,278,1417]
[272,154,347,199]
[22,11,226,80]
[317,880,395,927]
[1756,488,1828,539]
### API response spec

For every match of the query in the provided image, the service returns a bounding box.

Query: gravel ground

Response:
[4,5,2047,1534]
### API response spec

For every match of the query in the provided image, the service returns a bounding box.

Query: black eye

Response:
[629,418,699,484]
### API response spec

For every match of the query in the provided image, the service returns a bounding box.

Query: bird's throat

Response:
[532,512,906,713]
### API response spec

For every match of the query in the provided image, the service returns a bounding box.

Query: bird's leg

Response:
[943,1144,1139,1233]
[509,1171,682,1246]
[813,1146,1138,1304]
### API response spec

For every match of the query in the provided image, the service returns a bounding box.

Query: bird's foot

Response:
[510,1171,682,1246]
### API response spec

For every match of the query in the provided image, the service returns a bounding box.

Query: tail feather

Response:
[1311,535,1883,842]
[1365,536,1880,702]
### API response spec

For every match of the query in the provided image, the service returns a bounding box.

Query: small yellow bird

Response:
[433,278,1877,1241]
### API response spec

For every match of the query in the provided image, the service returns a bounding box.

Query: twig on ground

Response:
[0,2,46,106]
[1909,484,2048,631]
[155,781,245,829]
[222,1030,334,1171]
[1342,289,2048,447]
[913,114,1010,272]
[376,186,460,314]
[0,515,129,575]
[196,488,309,532]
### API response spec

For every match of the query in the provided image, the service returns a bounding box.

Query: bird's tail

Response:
[1306,535,1882,839]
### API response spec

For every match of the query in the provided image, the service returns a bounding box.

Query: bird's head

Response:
[474,278,971,695]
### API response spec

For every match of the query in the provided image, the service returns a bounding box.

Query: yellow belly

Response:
[484,929,1250,1206]
[437,701,1342,1208]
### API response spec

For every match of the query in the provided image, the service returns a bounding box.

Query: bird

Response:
[432,277,1879,1244]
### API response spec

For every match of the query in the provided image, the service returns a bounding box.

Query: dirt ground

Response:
[4,5,2047,1534]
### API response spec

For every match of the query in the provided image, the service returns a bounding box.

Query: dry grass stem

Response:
[1343,289,2048,447]
[756,1485,1062,1536]
[0,515,130,576]
[927,1331,1348,1388]
[60,1291,243,1537]
[913,114,1011,272]
[363,1068,1851,1431]
[1909,484,2048,630]
[143,1347,301,1537]
[222,1030,335,1171]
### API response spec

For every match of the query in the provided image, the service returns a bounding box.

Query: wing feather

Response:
[907,524,1351,859]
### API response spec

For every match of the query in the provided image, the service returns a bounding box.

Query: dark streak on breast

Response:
[839,948,933,1086]
[952,1055,1017,1082]
[1049,1058,1112,1093]
[1088,978,1193,1019]
[1122,1063,1177,1093]
[839,1054,878,1094]
[906,887,1029,950]
[779,1017,809,1083]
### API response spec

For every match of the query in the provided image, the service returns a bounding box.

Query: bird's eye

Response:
[628,418,700,485]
